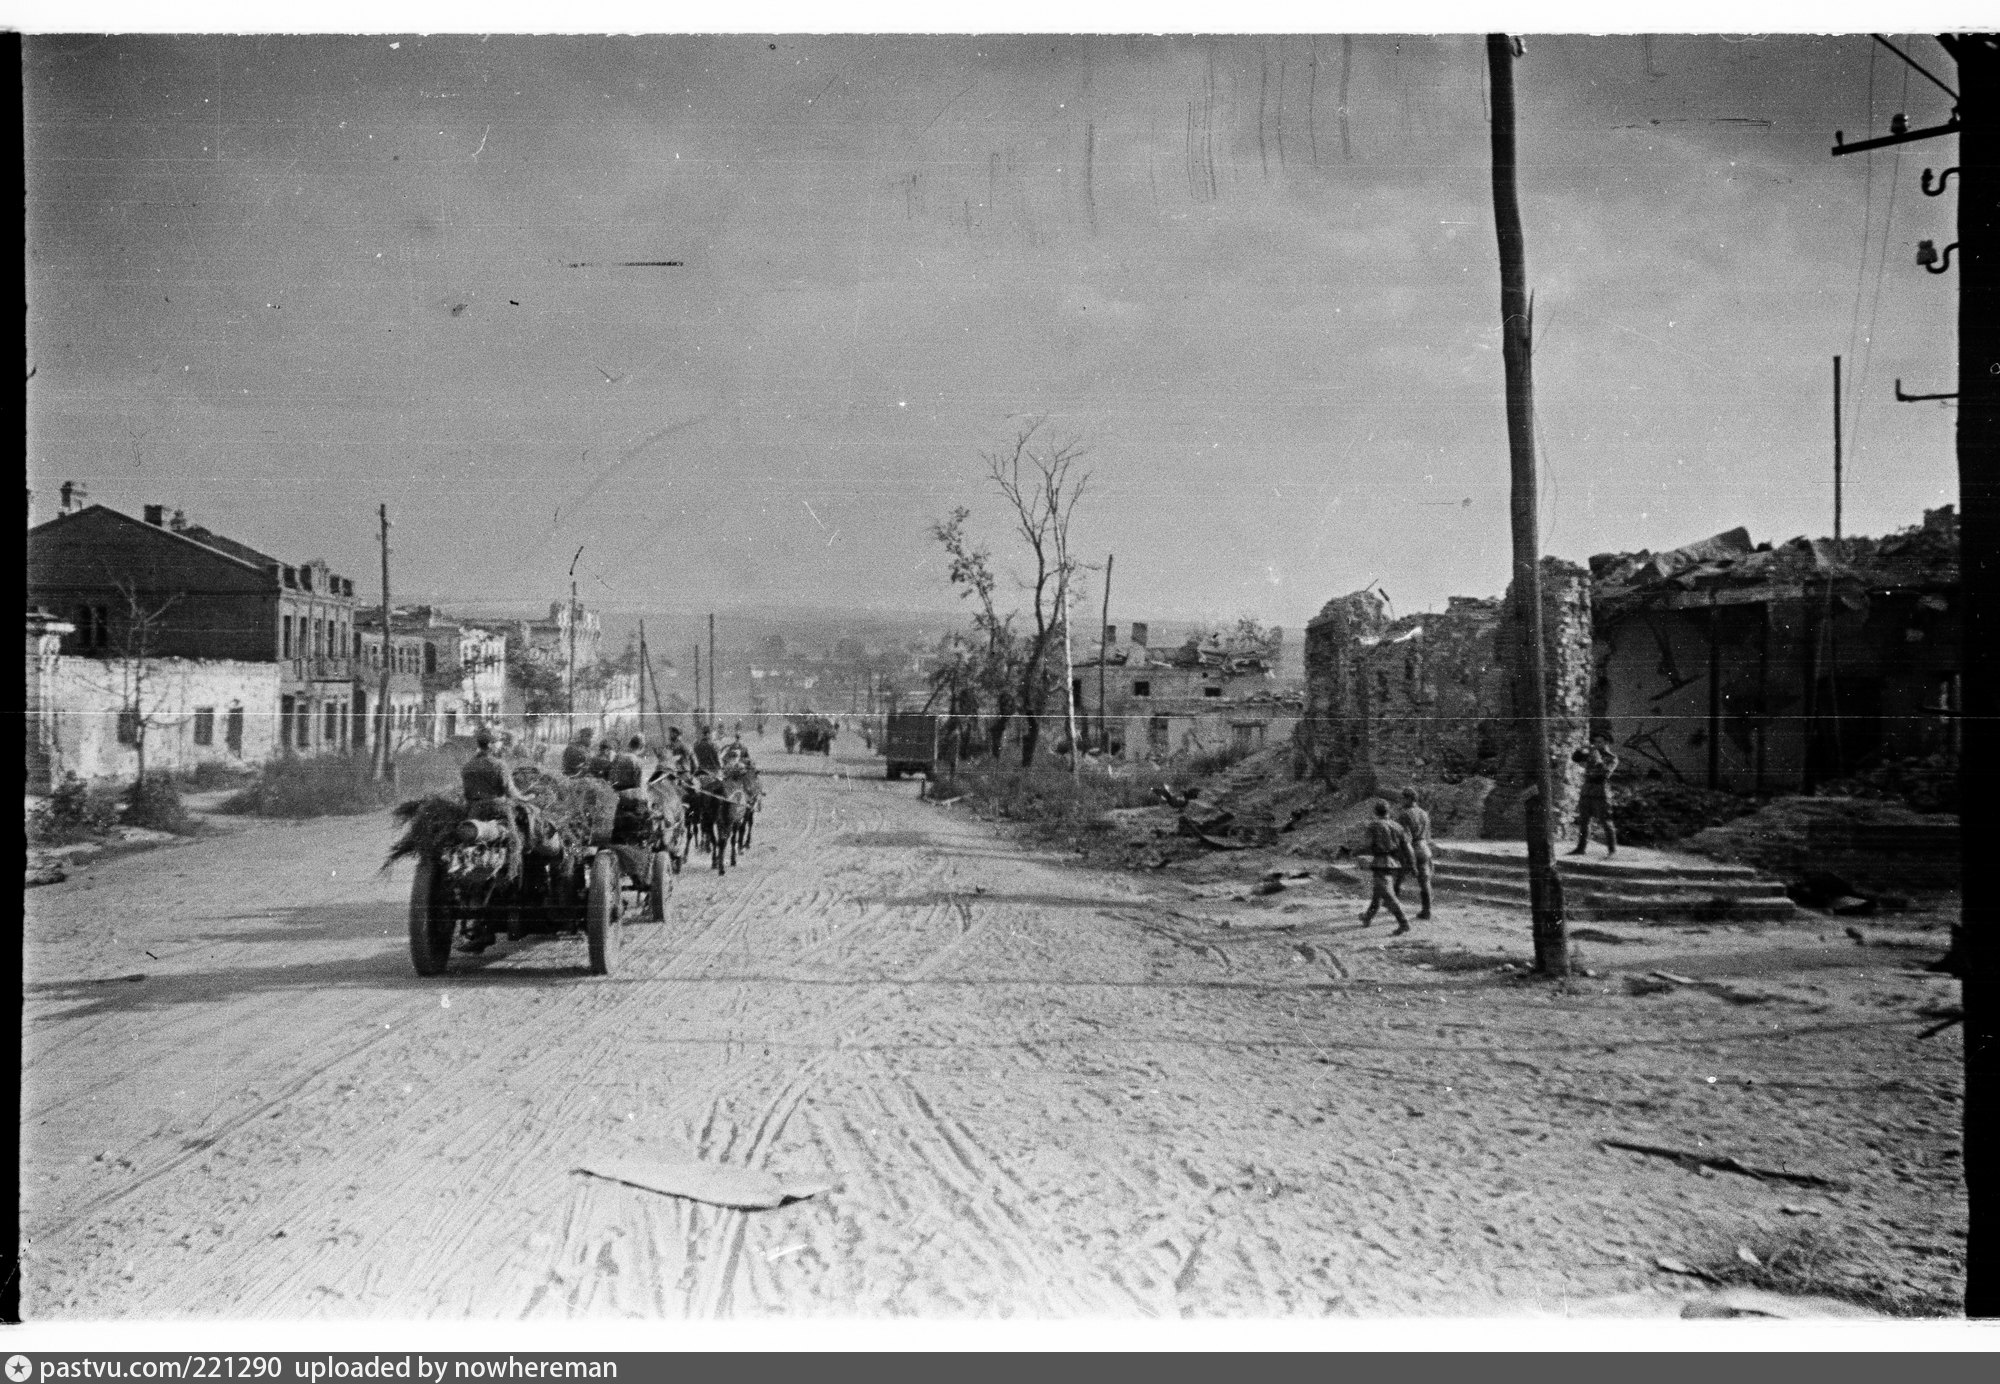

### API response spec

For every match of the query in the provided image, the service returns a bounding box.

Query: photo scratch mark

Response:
[470,124,489,160]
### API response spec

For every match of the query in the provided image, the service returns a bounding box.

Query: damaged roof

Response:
[1591,506,1958,612]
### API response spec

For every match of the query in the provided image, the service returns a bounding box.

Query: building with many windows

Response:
[25,503,359,760]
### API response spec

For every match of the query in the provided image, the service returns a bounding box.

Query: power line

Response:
[1850,63,1912,479]
[1870,33,1959,104]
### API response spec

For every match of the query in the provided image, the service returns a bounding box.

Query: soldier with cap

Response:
[458,727,523,954]
[1393,787,1436,921]
[461,726,524,809]
[1571,733,1620,857]
[560,727,594,777]
[692,724,723,775]
[662,726,695,777]
[1358,799,1416,933]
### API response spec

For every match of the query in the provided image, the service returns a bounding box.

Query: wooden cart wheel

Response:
[409,858,454,977]
[586,852,621,975]
[648,850,672,923]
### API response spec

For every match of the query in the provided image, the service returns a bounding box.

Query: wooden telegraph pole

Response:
[566,545,583,743]
[1486,34,1568,976]
[374,504,393,780]
[637,618,649,734]
[708,614,717,730]
[1942,28,1996,1320]
[1097,553,1114,752]
[1834,355,1845,541]
[1830,31,1987,1313]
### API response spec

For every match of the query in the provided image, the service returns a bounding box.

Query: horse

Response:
[694,771,747,875]
[648,769,690,874]
[725,764,762,857]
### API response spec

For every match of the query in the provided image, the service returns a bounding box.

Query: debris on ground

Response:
[1611,778,1761,848]
[1679,1286,1888,1320]
[1654,1256,1718,1281]
[1602,1140,1844,1189]
[576,1159,830,1210]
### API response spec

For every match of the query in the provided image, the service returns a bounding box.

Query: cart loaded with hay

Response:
[387,764,675,977]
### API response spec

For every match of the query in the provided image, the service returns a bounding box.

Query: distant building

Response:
[1075,620,1300,759]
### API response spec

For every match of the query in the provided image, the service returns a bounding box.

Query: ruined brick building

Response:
[1299,560,1592,837]
[1297,507,1961,838]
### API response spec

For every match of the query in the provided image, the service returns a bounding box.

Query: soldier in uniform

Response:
[609,736,649,795]
[1393,787,1436,921]
[662,727,695,776]
[1358,799,1415,933]
[1571,733,1620,857]
[461,727,523,809]
[692,725,723,775]
[722,733,752,771]
[458,728,524,953]
[559,728,594,777]
[587,739,618,780]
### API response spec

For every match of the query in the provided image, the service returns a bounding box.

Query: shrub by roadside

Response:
[218,748,478,818]
[944,758,1179,847]
[122,776,194,834]
[27,775,121,846]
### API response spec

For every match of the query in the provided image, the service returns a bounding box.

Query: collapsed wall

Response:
[1298,558,1591,839]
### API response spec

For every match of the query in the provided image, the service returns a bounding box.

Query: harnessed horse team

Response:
[561,731,762,878]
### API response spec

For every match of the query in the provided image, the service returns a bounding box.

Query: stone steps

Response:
[1426,841,1800,924]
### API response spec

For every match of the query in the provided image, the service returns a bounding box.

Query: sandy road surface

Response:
[23,751,1965,1317]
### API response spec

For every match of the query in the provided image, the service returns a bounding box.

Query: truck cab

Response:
[882,712,940,780]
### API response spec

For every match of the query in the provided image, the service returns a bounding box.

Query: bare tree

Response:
[77,580,186,788]
[982,418,1091,766]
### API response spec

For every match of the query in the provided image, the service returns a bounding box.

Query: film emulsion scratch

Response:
[20,32,1980,1322]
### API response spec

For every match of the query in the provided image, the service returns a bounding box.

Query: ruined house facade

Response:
[1299,508,1960,838]
[1075,620,1302,759]
[1299,560,1593,837]
[1593,508,1959,794]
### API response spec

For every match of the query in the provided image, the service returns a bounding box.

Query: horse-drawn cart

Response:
[394,765,675,978]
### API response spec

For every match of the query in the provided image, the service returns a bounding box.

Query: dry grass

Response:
[219,748,468,819]
[1696,1226,1962,1318]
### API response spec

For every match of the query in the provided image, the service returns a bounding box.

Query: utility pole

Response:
[1943,28,1996,1320]
[566,545,583,743]
[1831,32,1987,1313]
[708,613,717,729]
[637,618,649,733]
[1834,355,1845,541]
[1097,553,1114,752]
[1486,33,1568,977]
[374,504,393,780]
[692,642,701,729]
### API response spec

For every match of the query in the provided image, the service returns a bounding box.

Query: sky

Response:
[24,26,1966,636]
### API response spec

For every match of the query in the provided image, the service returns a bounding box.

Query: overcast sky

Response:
[24,30,1963,632]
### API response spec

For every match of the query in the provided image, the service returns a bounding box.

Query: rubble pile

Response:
[1610,778,1761,848]
[1812,753,1959,815]
[1680,794,1960,893]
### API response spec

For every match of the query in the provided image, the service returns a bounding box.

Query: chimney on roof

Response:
[1129,621,1148,648]
[143,505,166,526]
[169,509,188,532]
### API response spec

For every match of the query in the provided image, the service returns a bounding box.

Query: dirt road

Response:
[22,751,1966,1317]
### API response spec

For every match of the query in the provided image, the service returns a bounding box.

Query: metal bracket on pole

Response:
[1832,117,1960,155]
[1895,378,1960,402]
[1923,166,1961,195]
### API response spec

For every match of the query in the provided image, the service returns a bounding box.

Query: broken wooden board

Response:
[576,1159,831,1210]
